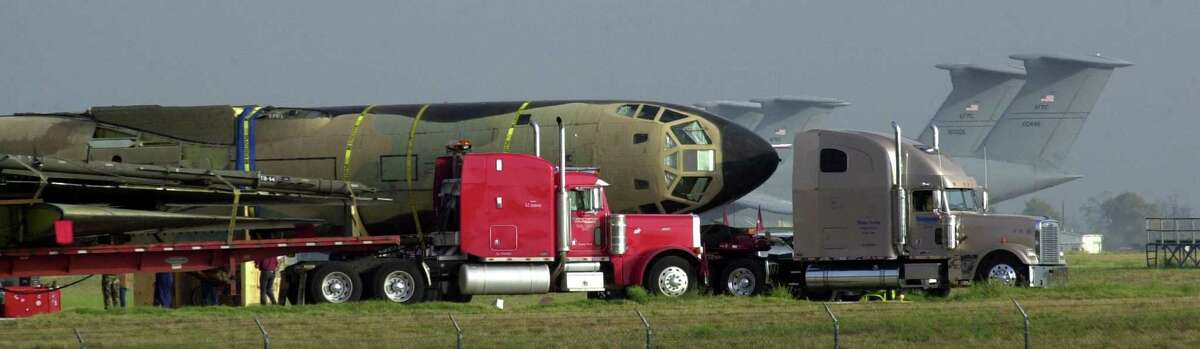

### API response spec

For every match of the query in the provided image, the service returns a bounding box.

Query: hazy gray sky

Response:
[4,1,1198,218]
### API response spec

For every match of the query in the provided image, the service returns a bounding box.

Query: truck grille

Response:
[1039,221,1061,264]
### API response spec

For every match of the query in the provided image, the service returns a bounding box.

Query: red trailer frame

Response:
[0,236,402,278]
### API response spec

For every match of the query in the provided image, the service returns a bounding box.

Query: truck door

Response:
[568,187,605,257]
[909,190,944,257]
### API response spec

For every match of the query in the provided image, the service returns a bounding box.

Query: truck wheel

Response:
[644,256,696,297]
[977,254,1028,287]
[718,259,764,297]
[371,262,426,304]
[307,262,363,303]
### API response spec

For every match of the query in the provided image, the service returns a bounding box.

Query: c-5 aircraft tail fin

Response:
[917,64,1026,157]
[695,100,764,131]
[749,96,850,144]
[977,53,1132,167]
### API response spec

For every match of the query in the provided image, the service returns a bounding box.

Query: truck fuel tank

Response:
[458,263,551,295]
[805,264,900,290]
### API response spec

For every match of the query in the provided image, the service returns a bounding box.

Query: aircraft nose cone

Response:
[704,123,779,212]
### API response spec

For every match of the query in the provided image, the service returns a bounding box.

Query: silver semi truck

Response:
[703,123,1067,298]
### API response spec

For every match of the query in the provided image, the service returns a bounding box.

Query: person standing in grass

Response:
[101,274,119,310]
[153,272,173,308]
[256,256,279,305]
[117,274,129,308]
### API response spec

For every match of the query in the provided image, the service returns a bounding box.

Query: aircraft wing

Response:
[0,154,388,208]
[0,153,388,245]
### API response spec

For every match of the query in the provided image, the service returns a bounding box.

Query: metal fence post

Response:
[823,303,839,349]
[254,317,270,349]
[1011,298,1030,349]
[450,314,464,349]
[73,328,86,349]
[635,309,653,349]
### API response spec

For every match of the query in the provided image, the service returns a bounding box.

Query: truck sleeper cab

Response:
[781,126,1064,299]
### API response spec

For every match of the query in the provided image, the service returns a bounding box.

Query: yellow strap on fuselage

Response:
[242,117,251,171]
[406,104,430,242]
[501,101,531,153]
[343,105,377,180]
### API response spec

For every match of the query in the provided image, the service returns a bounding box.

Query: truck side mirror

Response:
[981,190,990,212]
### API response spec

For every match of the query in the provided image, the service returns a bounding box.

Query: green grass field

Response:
[2,252,1197,348]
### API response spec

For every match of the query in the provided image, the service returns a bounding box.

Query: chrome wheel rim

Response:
[383,271,416,303]
[657,266,690,297]
[725,267,757,297]
[987,264,1018,286]
[321,271,354,303]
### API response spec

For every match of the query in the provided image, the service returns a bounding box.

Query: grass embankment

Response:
[1,253,1197,348]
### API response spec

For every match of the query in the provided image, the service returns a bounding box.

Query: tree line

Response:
[1022,192,1192,250]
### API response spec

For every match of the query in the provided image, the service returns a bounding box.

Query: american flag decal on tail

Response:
[1040,94,1056,103]
[965,103,979,112]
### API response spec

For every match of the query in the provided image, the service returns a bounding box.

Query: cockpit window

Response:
[683,149,715,171]
[945,189,978,211]
[671,121,711,145]
[672,176,711,202]
[663,171,677,186]
[616,104,638,117]
[663,152,678,169]
[659,109,688,123]
[664,134,677,149]
[637,105,660,120]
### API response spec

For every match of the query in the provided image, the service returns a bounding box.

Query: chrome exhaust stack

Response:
[892,122,908,256]
[530,120,541,158]
[556,117,571,255]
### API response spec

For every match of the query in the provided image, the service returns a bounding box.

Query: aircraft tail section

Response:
[918,64,1026,157]
[695,100,764,131]
[977,53,1132,167]
[750,96,850,144]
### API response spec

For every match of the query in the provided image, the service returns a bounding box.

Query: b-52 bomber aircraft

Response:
[0,101,777,243]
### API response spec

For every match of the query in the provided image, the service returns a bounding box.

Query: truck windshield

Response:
[944,189,978,211]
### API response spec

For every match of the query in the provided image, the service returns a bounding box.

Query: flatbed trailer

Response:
[0,236,404,278]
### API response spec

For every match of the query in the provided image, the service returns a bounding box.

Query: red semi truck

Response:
[0,120,704,304]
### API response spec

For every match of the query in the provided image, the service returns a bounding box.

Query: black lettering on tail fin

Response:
[977,53,1132,167]
[918,64,1026,157]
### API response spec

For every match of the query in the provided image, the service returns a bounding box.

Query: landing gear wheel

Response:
[371,262,426,304]
[644,256,697,297]
[308,262,363,303]
[976,254,1029,287]
[717,259,765,297]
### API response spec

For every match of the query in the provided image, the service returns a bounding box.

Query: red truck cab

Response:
[437,152,701,297]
